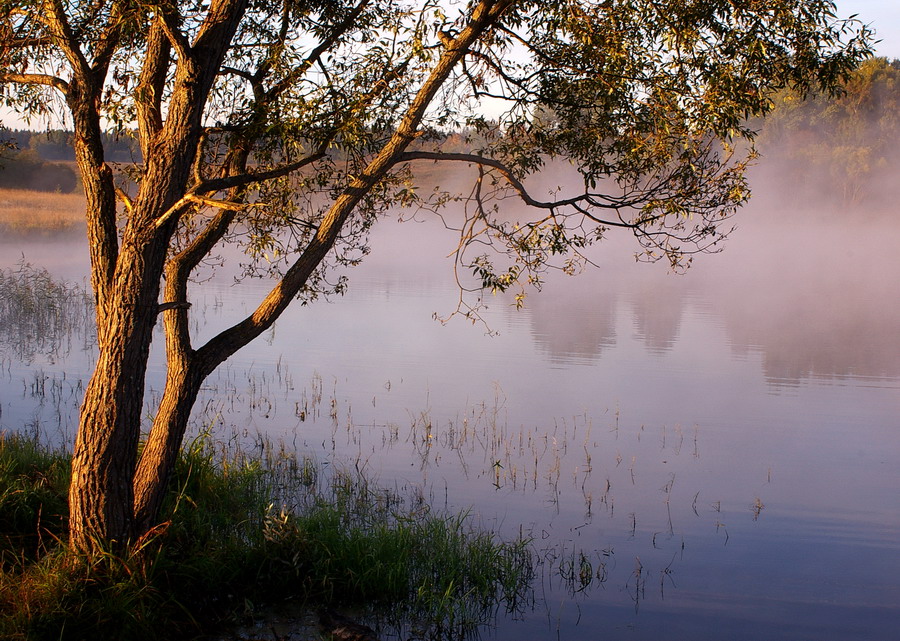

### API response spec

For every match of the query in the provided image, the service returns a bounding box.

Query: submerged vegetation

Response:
[0,432,534,640]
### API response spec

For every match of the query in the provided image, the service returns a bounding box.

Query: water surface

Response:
[1,196,898,640]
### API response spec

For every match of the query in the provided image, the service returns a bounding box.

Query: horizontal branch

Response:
[1,35,54,48]
[219,65,254,81]
[397,150,636,228]
[0,71,69,94]
[192,148,327,195]
[186,194,255,211]
[153,194,254,230]
[154,148,327,229]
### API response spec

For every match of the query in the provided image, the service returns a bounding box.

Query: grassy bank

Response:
[0,432,533,641]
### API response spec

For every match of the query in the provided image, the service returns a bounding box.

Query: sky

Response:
[841,0,900,59]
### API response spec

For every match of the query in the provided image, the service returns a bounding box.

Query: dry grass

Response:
[0,188,85,234]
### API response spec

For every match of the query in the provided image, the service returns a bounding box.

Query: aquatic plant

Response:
[0,432,534,641]
[0,261,94,363]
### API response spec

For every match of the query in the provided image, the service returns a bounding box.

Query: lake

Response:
[1,187,898,640]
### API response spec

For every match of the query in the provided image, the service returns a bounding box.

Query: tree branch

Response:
[219,65,254,81]
[89,1,130,75]
[114,186,133,215]
[398,150,635,229]
[40,0,91,79]
[0,35,54,48]
[192,147,328,196]
[192,0,516,374]
[153,5,191,62]
[153,147,326,231]
[263,0,371,103]
[0,71,68,94]
[186,194,256,211]
[135,18,171,158]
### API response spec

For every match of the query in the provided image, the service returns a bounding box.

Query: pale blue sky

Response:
[841,0,900,59]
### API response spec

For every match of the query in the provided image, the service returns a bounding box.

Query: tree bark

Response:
[132,360,203,534]
[67,0,252,551]
[69,231,173,549]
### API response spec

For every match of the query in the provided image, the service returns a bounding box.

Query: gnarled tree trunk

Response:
[69,232,172,548]
[66,0,252,552]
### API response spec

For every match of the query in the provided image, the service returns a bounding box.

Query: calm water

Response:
[1,197,899,640]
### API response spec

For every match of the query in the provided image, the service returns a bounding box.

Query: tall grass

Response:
[0,188,84,234]
[0,436,69,565]
[0,432,534,641]
[0,261,95,364]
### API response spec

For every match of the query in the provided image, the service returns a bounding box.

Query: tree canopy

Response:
[0,0,873,550]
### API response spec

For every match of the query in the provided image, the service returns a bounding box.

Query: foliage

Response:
[0,1,872,291]
[0,433,534,640]
[758,57,900,206]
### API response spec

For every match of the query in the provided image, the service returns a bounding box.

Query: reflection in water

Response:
[692,215,900,386]
[525,278,619,364]
[511,213,900,386]
[627,277,689,355]
[0,193,898,640]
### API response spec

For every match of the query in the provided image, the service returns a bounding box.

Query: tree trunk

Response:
[132,361,203,533]
[132,251,205,533]
[68,233,171,551]
[67,0,511,551]
[66,1,248,548]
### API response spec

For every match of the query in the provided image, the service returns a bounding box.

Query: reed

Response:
[0,261,94,364]
[0,189,84,234]
[0,432,534,641]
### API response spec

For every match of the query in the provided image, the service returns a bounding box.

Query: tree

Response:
[0,0,871,553]
[758,57,900,207]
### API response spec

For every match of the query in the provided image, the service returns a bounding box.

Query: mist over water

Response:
[0,163,898,640]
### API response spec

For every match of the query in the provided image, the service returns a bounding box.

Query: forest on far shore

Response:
[1,57,898,207]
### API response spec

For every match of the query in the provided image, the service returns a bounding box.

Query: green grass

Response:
[0,436,69,565]
[0,432,534,641]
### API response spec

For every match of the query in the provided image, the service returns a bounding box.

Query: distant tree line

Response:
[0,146,78,192]
[0,129,141,193]
[2,128,140,162]
[757,57,900,207]
[2,59,898,203]
[0,126,470,194]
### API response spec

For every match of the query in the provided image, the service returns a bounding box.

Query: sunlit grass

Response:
[0,188,84,234]
[0,432,534,641]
